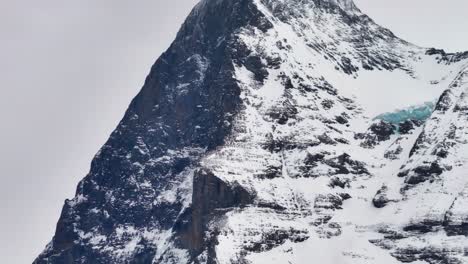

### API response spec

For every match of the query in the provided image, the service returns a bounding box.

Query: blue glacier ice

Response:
[374,102,435,125]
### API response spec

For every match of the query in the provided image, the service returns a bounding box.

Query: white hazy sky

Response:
[0,1,467,263]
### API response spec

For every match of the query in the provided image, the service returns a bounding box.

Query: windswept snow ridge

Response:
[35,0,468,263]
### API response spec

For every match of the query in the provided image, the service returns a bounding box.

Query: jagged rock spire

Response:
[327,0,358,11]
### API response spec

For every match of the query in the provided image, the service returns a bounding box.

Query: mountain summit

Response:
[320,0,359,12]
[35,0,468,263]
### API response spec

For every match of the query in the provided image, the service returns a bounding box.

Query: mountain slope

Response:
[35,0,468,263]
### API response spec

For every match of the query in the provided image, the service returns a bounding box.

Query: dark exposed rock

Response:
[311,215,333,226]
[370,121,396,141]
[300,152,326,178]
[357,121,396,148]
[335,112,350,125]
[321,99,335,110]
[299,152,326,178]
[443,223,468,237]
[275,40,288,51]
[338,193,352,201]
[392,247,463,264]
[256,164,283,179]
[435,90,454,112]
[409,131,427,157]
[281,75,295,89]
[324,153,369,175]
[244,228,309,253]
[334,137,350,144]
[263,134,313,153]
[384,145,403,160]
[373,219,467,264]
[372,185,393,208]
[317,133,337,145]
[265,55,283,69]
[329,177,351,189]
[298,83,317,93]
[339,56,359,75]
[314,194,345,210]
[374,227,407,240]
[328,222,342,236]
[405,162,444,185]
[305,153,327,166]
[427,47,468,64]
[267,99,299,125]
[397,169,409,178]
[398,120,421,134]
[316,222,343,239]
[244,55,269,83]
[434,147,450,159]
[316,79,338,95]
[177,169,255,256]
[426,48,446,56]
[300,152,368,178]
[256,202,287,211]
[403,220,443,234]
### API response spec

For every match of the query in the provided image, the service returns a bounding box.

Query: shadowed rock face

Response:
[177,169,254,256]
[317,0,358,12]
[35,0,269,263]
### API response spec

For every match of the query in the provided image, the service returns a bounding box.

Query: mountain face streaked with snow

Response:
[35,0,468,263]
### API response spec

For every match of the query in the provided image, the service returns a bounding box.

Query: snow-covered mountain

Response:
[35,0,468,263]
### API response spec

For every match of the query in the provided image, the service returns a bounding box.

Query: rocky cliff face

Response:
[35,0,468,263]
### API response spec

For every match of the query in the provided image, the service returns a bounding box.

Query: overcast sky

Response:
[0,0,467,263]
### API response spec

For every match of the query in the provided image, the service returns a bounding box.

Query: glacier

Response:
[373,102,435,134]
[374,102,435,125]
